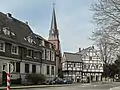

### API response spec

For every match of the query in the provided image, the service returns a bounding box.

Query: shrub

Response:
[25,73,46,84]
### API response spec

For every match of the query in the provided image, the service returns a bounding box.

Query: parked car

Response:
[63,78,73,84]
[55,78,64,84]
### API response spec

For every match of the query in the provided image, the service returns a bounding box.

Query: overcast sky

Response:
[0,0,95,52]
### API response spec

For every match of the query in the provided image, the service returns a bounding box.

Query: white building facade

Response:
[0,12,56,85]
[79,46,103,82]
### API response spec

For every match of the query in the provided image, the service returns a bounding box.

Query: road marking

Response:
[82,84,91,86]
[110,86,120,90]
[81,86,86,87]
[93,85,96,87]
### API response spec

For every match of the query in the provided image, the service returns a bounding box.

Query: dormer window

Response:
[3,27,10,36]
[27,36,33,43]
[11,44,18,55]
[11,32,15,36]
[24,37,27,41]
[26,36,36,44]
[0,41,5,52]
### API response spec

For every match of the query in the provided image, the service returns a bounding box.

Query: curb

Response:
[0,83,80,90]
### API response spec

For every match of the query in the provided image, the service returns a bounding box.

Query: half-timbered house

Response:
[62,46,103,83]
[77,46,103,82]
[62,52,82,82]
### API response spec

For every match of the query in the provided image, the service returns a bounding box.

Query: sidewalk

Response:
[0,83,80,90]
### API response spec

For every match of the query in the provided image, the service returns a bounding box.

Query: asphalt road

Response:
[15,82,120,90]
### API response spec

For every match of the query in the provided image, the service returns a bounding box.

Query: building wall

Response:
[62,47,104,83]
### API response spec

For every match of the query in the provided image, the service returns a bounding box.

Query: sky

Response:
[0,0,96,53]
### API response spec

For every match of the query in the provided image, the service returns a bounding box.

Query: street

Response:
[16,82,120,90]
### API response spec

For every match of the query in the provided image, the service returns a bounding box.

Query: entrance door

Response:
[87,77,90,83]
[96,76,98,81]
[77,79,80,82]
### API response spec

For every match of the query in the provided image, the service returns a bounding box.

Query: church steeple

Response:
[51,3,57,30]
[48,3,62,76]
[48,3,59,40]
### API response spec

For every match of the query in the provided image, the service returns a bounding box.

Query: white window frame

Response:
[26,49,32,58]
[34,51,39,59]
[3,27,10,36]
[11,44,19,55]
[51,51,55,61]
[42,48,45,59]
[46,50,50,60]
[0,41,5,52]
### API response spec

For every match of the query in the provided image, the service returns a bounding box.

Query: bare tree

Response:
[90,0,120,64]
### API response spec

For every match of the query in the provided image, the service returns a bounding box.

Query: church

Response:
[0,5,61,84]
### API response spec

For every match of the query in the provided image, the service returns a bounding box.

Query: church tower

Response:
[48,4,62,76]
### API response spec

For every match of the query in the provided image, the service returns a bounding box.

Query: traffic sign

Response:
[114,74,119,79]
[2,63,14,73]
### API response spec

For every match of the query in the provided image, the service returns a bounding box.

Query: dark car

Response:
[63,78,73,84]
[48,80,56,85]
[54,78,64,84]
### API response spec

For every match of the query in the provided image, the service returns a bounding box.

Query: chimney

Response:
[6,13,12,18]
[92,46,94,49]
[25,21,28,25]
[79,48,81,52]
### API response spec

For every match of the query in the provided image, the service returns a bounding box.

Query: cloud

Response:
[0,0,95,52]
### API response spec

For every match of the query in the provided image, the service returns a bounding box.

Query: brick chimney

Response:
[79,47,81,52]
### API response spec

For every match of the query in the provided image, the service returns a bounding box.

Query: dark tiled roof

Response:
[64,52,82,62]
[0,12,33,42]
[0,12,43,50]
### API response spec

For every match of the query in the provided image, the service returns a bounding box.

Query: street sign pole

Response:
[6,63,10,90]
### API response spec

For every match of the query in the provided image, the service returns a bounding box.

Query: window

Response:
[39,39,42,46]
[46,65,50,75]
[46,50,50,60]
[3,65,6,71]
[96,65,99,69]
[0,41,5,52]
[42,49,44,58]
[3,27,10,36]
[11,45,18,55]
[16,62,20,72]
[51,51,54,61]
[25,64,29,73]
[11,32,15,36]
[84,64,86,69]
[51,66,54,75]
[34,52,39,59]
[74,63,76,67]
[27,36,33,43]
[89,56,92,60]
[32,65,36,73]
[27,49,32,57]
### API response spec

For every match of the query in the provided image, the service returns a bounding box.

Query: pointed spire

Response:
[51,2,57,30]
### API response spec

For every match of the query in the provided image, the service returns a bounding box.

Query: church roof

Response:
[50,6,57,30]
[48,5,59,40]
